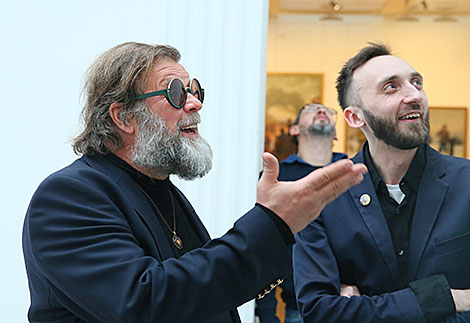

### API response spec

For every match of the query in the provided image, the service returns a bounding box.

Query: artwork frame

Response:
[344,106,468,158]
[264,72,323,161]
[428,107,467,158]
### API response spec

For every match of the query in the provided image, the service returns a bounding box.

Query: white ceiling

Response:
[271,0,470,16]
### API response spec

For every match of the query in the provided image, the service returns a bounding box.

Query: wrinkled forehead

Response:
[353,55,418,87]
[146,58,190,88]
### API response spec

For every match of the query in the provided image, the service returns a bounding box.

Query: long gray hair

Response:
[72,42,180,155]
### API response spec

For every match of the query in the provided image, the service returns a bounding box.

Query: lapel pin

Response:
[360,194,371,206]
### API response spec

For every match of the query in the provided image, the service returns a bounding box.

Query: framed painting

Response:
[344,106,468,158]
[265,73,323,161]
[428,107,467,158]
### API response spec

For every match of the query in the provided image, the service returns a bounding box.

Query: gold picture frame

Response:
[344,107,468,158]
[265,73,323,161]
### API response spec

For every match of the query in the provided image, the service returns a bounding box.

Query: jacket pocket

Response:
[433,231,470,256]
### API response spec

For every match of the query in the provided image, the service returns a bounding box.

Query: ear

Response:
[289,124,300,136]
[344,106,365,129]
[109,102,136,135]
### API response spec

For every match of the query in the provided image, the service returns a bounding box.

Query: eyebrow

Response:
[377,71,423,88]
[410,71,423,80]
[377,75,398,88]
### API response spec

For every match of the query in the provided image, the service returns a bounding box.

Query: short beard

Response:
[308,123,335,138]
[361,107,430,150]
[130,103,213,180]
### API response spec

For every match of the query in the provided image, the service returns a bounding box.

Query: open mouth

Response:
[398,112,421,121]
[180,123,198,135]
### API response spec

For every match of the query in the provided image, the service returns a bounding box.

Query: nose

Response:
[403,83,423,105]
[316,107,333,119]
[183,92,202,113]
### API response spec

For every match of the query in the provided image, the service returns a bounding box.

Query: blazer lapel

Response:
[125,182,175,260]
[83,154,175,261]
[350,152,401,287]
[407,146,448,281]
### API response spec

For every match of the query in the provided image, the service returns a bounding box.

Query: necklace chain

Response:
[136,183,184,249]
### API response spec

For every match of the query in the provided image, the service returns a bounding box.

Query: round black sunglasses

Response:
[135,78,204,109]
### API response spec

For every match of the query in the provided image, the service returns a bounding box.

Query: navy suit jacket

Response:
[294,145,470,322]
[23,153,292,322]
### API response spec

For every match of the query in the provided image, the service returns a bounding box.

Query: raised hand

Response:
[257,152,367,234]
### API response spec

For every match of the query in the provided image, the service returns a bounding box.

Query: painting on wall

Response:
[344,126,366,157]
[344,107,468,158]
[265,73,323,161]
[428,107,467,158]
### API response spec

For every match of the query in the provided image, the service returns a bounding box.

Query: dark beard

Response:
[362,107,430,149]
[308,123,335,137]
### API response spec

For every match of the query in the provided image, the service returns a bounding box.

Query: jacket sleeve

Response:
[23,170,292,323]
[293,216,426,323]
[442,312,470,322]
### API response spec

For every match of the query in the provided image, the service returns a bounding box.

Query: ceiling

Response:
[270,0,470,17]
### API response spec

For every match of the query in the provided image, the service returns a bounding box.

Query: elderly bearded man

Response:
[22,42,366,323]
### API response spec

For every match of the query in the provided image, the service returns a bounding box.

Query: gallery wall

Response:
[267,14,470,158]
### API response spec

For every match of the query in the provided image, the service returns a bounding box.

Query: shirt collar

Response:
[282,152,348,166]
[364,143,426,192]
[107,153,171,189]
[282,153,307,165]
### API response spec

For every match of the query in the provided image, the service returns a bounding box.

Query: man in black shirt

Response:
[294,42,470,322]
[22,42,366,322]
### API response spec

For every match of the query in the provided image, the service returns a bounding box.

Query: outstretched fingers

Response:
[299,159,367,202]
[298,159,364,187]
[321,163,367,203]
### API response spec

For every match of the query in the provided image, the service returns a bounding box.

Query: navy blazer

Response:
[294,145,470,322]
[23,153,292,322]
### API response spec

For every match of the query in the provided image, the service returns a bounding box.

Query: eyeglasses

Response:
[135,78,204,109]
[302,105,338,120]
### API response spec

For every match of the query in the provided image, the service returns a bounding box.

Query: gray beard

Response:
[308,123,335,137]
[362,106,430,150]
[130,103,213,180]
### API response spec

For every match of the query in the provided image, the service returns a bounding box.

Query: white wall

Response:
[267,14,470,155]
[1,1,268,322]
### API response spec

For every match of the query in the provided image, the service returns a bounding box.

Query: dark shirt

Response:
[364,143,424,287]
[278,152,348,182]
[256,152,348,322]
[364,144,455,321]
[108,154,204,257]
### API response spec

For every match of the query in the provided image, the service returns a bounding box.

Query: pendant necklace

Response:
[137,183,184,250]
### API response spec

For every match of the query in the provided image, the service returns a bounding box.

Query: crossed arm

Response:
[341,284,470,313]
[293,217,470,323]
